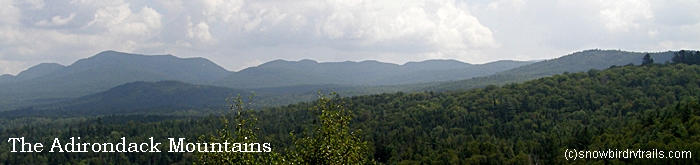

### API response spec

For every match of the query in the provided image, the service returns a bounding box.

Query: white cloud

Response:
[656,40,700,51]
[35,13,76,26]
[24,0,45,10]
[187,18,216,44]
[88,4,130,28]
[0,26,105,60]
[241,59,263,69]
[315,0,496,50]
[651,0,700,26]
[0,0,21,25]
[69,0,125,8]
[157,0,184,12]
[487,0,526,11]
[0,60,27,76]
[0,1,164,70]
[88,4,162,37]
[648,29,658,38]
[1,0,699,75]
[201,0,247,25]
[205,0,498,60]
[599,0,653,32]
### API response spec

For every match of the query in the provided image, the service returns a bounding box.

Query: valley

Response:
[1,50,698,164]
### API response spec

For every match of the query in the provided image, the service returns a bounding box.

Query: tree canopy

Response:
[2,62,700,164]
[642,53,654,65]
[672,50,700,65]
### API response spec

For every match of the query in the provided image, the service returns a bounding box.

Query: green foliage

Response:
[196,94,281,165]
[0,115,210,164]
[284,92,373,164]
[195,92,371,164]
[496,49,669,77]
[425,49,677,92]
[3,63,700,164]
[672,50,700,65]
[642,53,654,65]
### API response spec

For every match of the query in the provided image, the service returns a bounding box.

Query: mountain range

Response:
[213,59,534,88]
[0,50,533,110]
[0,49,687,114]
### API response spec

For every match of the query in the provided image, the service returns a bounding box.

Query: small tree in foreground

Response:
[196,94,281,165]
[284,92,373,164]
[196,92,372,164]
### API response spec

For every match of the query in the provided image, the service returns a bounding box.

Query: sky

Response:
[0,0,699,75]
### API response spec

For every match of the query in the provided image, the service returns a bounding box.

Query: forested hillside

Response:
[0,50,685,113]
[0,51,532,112]
[0,81,253,118]
[214,59,533,88]
[496,49,674,77]
[2,60,699,164]
[0,63,65,84]
[0,51,230,111]
[425,49,676,92]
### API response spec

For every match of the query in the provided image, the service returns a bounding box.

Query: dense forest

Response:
[423,49,676,92]
[2,51,700,164]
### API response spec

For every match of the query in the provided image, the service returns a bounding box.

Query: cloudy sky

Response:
[1,0,698,75]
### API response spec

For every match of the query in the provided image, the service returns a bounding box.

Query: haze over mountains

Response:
[0,50,532,110]
[1,51,229,96]
[214,59,533,88]
[0,49,685,113]
[0,63,65,84]
[6,81,250,118]
[423,49,677,91]
[495,49,675,77]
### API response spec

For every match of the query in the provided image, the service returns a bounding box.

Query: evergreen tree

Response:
[642,53,654,65]
[196,92,372,164]
[672,50,688,64]
[672,50,700,65]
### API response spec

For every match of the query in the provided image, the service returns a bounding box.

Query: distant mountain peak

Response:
[359,60,382,63]
[404,59,470,65]
[97,50,119,54]
[266,59,318,63]
[93,50,131,57]
[89,51,179,60]
[299,59,318,63]
[0,51,232,107]
[16,63,64,76]
[256,59,320,68]
[482,60,532,64]
[0,63,66,83]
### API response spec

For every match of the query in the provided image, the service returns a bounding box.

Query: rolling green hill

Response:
[423,49,678,92]
[0,49,688,113]
[3,62,699,164]
[0,51,534,111]
[1,81,250,117]
[0,63,65,84]
[0,51,230,110]
[496,49,674,77]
